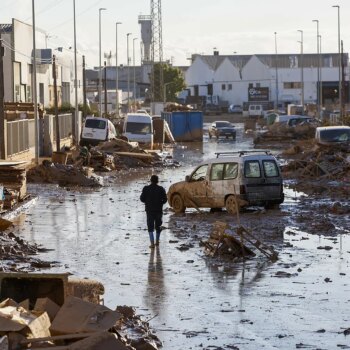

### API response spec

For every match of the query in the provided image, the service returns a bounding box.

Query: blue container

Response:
[161,111,203,142]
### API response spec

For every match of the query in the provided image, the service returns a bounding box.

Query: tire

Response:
[171,194,186,213]
[225,195,238,214]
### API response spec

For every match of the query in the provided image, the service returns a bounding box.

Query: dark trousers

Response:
[146,211,162,233]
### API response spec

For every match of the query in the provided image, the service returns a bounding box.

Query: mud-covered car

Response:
[167,151,284,213]
[208,121,236,139]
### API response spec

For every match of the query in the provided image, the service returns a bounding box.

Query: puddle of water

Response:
[12,128,350,349]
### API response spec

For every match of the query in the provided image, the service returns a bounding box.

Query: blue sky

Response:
[1,0,350,68]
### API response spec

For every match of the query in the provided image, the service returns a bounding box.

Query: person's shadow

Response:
[144,247,166,317]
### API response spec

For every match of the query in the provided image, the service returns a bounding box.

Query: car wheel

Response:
[225,195,238,214]
[172,194,186,213]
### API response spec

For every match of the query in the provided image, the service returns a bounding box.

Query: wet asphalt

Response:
[14,123,350,350]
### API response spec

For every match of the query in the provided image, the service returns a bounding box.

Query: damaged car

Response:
[168,151,284,214]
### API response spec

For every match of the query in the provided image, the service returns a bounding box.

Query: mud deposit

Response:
[11,124,350,349]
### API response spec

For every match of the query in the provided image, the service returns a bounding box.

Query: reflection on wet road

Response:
[14,123,350,349]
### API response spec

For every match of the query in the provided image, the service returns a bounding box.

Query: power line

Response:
[23,0,65,22]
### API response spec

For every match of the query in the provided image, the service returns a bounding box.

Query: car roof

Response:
[197,153,277,166]
[316,126,350,131]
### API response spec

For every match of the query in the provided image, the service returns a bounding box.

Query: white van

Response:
[80,116,117,147]
[248,105,263,117]
[123,113,153,149]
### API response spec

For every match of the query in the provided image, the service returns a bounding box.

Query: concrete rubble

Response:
[0,273,161,350]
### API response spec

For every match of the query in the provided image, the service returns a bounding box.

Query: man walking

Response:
[140,175,167,248]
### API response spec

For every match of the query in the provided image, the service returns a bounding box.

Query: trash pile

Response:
[0,296,161,350]
[164,103,194,112]
[0,162,28,211]
[27,161,104,188]
[202,221,278,261]
[254,123,317,145]
[282,142,350,196]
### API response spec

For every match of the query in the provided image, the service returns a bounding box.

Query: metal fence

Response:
[53,113,73,141]
[6,119,35,156]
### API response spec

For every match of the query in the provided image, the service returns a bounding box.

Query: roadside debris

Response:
[0,273,161,350]
[202,221,278,261]
[27,160,103,187]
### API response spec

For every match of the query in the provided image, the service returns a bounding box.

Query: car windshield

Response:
[126,122,151,134]
[216,122,232,128]
[320,129,350,142]
[85,119,106,129]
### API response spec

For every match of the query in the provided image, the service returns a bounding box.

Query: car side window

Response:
[263,160,279,177]
[244,161,261,178]
[190,165,208,182]
[224,162,238,179]
[210,163,224,181]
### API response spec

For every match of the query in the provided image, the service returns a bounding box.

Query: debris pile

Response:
[202,221,278,261]
[164,103,194,112]
[0,296,161,350]
[254,123,317,146]
[27,160,104,187]
[0,162,28,211]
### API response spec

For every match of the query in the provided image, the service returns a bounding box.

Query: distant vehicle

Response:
[248,104,263,117]
[315,126,350,146]
[208,121,236,139]
[286,116,319,127]
[229,104,243,114]
[123,113,154,149]
[136,109,149,115]
[167,151,284,213]
[80,116,117,147]
[204,103,222,115]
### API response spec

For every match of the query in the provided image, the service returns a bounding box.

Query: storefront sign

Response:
[248,87,269,101]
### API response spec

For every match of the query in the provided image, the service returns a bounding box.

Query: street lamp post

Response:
[73,0,79,144]
[126,33,132,113]
[274,32,278,110]
[297,30,304,109]
[32,0,39,164]
[133,38,138,111]
[99,7,106,117]
[115,22,121,117]
[319,34,323,114]
[312,19,320,115]
[332,5,341,119]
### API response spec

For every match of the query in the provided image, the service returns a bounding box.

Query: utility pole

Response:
[298,30,304,110]
[341,40,346,122]
[115,22,121,117]
[274,32,278,110]
[53,55,60,152]
[104,61,107,117]
[0,38,5,159]
[82,55,87,119]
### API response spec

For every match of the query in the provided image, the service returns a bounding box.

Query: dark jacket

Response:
[140,183,167,212]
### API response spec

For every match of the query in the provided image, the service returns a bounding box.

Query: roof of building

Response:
[194,53,348,70]
[0,24,13,33]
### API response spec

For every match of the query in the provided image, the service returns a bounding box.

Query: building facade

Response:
[185,52,349,110]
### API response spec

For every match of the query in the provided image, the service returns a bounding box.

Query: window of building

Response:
[248,83,253,88]
[289,56,298,68]
[221,84,226,90]
[256,83,261,88]
[228,84,232,90]
[283,82,302,89]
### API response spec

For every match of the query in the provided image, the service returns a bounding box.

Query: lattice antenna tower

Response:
[150,0,164,102]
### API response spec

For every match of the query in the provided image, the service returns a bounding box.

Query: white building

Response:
[185,52,349,110]
[0,18,83,108]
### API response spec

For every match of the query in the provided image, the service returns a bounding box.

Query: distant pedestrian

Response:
[140,175,167,248]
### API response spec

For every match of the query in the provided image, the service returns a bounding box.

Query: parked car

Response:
[315,126,350,146]
[208,121,236,139]
[229,104,243,114]
[248,104,263,117]
[167,151,284,213]
[80,116,117,147]
[123,113,154,149]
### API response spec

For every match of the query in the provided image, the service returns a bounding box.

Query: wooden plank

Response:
[21,332,98,345]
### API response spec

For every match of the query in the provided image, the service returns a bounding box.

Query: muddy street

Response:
[11,123,350,350]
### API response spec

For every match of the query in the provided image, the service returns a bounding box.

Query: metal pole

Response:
[274,32,278,110]
[82,55,87,119]
[115,22,121,117]
[73,0,79,145]
[332,6,341,117]
[104,61,107,117]
[99,8,106,117]
[133,37,137,111]
[298,30,304,110]
[32,0,39,164]
[319,35,323,112]
[53,55,60,152]
[126,33,131,113]
[0,37,5,159]
[312,20,320,115]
